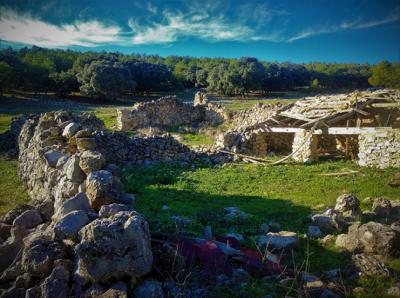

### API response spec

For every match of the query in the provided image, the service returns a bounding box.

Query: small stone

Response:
[161,205,170,211]
[307,225,323,238]
[372,197,392,218]
[334,194,360,213]
[225,233,244,243]
[98,281,127,298]
[13,210,42,229]
[79,150,105,175]
[257,231,299,251]
[62,122,80,138]
[387,283,400,297]
[259,223,270,234]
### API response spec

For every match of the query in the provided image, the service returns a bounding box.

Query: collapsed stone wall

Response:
[117,95,226,131]
[229,102,287,130]
[358,128,400,169]
[0,110,224,297]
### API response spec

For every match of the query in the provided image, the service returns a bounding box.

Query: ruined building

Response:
[217,89,400,169]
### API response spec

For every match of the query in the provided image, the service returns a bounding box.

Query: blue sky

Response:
[0,0,399,63]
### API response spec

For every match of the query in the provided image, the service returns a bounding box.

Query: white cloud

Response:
[287,12,400,42]
[129,9,277,44]
[0,8,125,47]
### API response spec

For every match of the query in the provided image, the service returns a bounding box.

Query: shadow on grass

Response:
[122,162,350,273]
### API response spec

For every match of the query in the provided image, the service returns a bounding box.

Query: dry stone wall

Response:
[117,95,226,131]
[358,128,400,169]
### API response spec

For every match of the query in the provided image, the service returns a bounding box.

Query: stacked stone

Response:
[0,111,157,297]
[117,95,225,131]
[358,128,400,169]
[291,129,318,163]
[229,102,286,130]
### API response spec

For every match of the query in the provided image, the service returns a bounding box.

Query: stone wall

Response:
[117,95,226,131]
[358,128,400,169]
[291,130,319,163]
[229,102,286,130]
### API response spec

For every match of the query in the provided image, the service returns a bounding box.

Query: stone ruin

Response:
[117,92,227,131]
[0,110,231,297]
[216,89,400,168]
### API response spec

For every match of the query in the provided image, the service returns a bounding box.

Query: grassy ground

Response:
[122,160,399,275]
[0,159,30,215]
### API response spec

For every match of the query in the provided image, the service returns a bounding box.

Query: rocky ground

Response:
[0,109,399,297]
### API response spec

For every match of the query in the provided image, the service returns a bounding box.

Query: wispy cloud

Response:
[287,11,400,42]
[0,8,125,47]
[128,4,282,44]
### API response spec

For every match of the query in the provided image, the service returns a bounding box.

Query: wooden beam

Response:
[257,126,393,135]
[370,103,400,108]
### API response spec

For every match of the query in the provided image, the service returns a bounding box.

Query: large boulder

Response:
[335,222,400,256]
[79,150,105,175]
[85,170,123,210]
[74,211,152,284]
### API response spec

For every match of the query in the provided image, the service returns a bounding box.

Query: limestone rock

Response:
[335,222,400,256]
[98,281,127,298]
[86,170,123,210]
[133,280,164,298]
[257,231,299,251]
[53,192,91,222]
[372,197,392,218]
[13,209,42,229]
[387,283,400,297]
[223,206,251,222]
[1,204,34,225]
[79,150,105,175]
[74,211,152,283]
[40,266,70,298]
[44,150,66,168]
[311,213,343,234]
[21,236,66,278]
[64,155,86,183]
[98,203,132,218]
[54,210,89,240]
[76,138,97,151]
[352,254,390,276]
[62,122,80,138]
[334,194,360,214]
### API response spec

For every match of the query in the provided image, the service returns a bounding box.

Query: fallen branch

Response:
[319,170,359,177]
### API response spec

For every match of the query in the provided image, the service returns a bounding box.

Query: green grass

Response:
[0,114,13,133]
[122,160,399,275]
[180,133,214,146]
[91,108,119,130]
[0,159,30,215]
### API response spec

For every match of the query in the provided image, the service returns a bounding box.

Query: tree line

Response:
[0,46,398,99]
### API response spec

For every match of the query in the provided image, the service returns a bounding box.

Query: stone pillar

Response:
[358,128,400,169]
[292,129,318,163]
[255,132,268,156]
[116,108,131,131]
